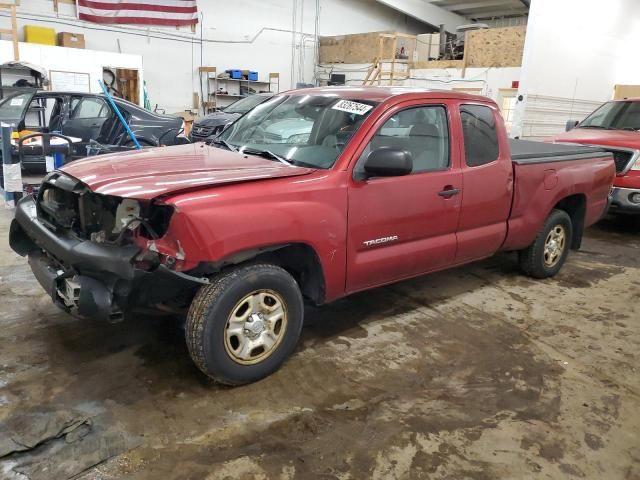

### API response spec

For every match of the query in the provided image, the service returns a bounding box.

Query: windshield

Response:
[225,95,270,114]
[218,95,378,169]
[579,101,640,131]
[0,92,33,122]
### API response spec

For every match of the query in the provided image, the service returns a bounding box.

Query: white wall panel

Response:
[512,0,640,139]
[517,95,602,141]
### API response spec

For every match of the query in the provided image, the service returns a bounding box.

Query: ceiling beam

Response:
[468,8,527,18]
[442,0,516,12]
[375,0,467,33]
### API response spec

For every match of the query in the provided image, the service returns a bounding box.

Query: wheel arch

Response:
[197,243,327,305]
[552,193,586,249]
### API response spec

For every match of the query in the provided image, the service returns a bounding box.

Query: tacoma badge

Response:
[363,235,399,247]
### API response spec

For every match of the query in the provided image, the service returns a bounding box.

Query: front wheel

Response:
[185,264,304,385]
[519,209,573,279]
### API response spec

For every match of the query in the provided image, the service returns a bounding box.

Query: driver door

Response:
[346,101,462,292]
[0,92,34,128]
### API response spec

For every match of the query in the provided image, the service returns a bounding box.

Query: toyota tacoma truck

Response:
[9,88,614,385]
[552,98,640,214]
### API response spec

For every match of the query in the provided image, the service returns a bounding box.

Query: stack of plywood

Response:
[326,26,528,70]
[319,32,417,64]
[464,26,526,68]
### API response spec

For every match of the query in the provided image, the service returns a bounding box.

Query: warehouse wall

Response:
[3,0,430,114]
[408,67,520,99]
[511,0,640,139]
[316,65,520,99]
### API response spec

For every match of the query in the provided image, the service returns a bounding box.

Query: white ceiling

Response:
[429,0,529,20]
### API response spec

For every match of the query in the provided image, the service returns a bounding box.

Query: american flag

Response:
[77,0,198,27]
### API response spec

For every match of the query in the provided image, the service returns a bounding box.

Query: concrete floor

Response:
[0,203,638,480]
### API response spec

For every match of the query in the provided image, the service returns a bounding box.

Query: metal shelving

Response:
[197,67,281,115]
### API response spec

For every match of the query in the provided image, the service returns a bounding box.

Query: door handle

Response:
[438,186,460,198]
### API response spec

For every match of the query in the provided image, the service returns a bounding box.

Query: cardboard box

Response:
[24,25,56,46]
[57,32,85,49]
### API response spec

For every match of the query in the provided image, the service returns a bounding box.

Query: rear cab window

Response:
[460,104,500,167]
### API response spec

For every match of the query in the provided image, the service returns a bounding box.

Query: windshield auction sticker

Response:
[332,100,373,115]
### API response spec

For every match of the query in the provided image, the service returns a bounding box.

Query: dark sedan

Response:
[190,93,273,142]
[0,90,187,169]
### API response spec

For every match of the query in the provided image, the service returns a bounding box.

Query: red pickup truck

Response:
[9,88,614,385]
[553,98,640,214]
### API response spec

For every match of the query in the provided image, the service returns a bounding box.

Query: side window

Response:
[460,105,499,167]
[71,97,109,119]
[355,105,450,175]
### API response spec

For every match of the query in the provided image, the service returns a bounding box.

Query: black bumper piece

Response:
[10,194,205,321]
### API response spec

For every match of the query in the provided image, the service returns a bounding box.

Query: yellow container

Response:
[24,25,56,46]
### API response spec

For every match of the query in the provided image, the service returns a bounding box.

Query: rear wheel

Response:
[519,209,573,279]
[185,264,303,385]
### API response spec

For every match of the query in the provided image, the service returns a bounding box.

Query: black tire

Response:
[519,209,573,279]
[185,263,304,385]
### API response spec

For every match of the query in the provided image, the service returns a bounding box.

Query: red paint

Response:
[77,14,198,26]
[62,144,315,199]
[80,1,198,13]
[543,170,558,190]
[61,88,615,303]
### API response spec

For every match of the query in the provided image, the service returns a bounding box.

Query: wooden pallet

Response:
[362,33,414,86]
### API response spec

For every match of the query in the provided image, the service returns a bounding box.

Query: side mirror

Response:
[565,120,579,131]
[363,148,413,178]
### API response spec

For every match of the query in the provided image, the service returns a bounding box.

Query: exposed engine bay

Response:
[37,171,173,246]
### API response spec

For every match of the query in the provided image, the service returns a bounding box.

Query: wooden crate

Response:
[320,31,416,64]
[465,26,527,68]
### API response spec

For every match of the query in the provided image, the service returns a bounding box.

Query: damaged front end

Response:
[9,171,205,322]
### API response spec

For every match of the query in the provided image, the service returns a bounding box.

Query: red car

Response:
[552,98,640,214]
[10,88,614,385]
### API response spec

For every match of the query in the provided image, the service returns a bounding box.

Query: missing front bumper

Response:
[10,194,207,321]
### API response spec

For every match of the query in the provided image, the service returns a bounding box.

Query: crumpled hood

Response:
[194,111,240,127]
[61,143,315,200]
[551,128,640,150]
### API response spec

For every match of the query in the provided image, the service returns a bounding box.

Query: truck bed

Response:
[503,140,614,253]
[510,139,609,164]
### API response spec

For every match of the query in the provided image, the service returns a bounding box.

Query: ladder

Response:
[363,33,414,86]
[0,3,18,61]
